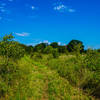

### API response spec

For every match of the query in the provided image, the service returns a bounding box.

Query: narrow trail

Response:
[24,56,50,100]
[22,56,97,100]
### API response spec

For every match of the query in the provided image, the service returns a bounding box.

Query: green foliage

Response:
[84,49,100,71]
[0,41,25,59]
[67,40,84,53]
[47,54,53,60]
[34,43,48,53]
[58,46,67,53]
[26,45,34,54]
[46,57,80,85]
[31,52,43,61]
[37,53,100,99]
[0,55,92,100]
[2,34,14,42]
[0,61,17,97]
[43,46,53,54]
[50,42,59,48]
[52,49,59,58]
[0,34,25,60]
[0,56,42,99]
[20,44,34,54]
[0,34,100,100]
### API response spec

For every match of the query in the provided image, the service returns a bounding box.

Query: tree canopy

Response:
[67,40,84,53]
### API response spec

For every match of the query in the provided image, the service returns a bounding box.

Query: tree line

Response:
[0,33,99,59]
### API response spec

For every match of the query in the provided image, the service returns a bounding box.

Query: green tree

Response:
[58,46,67,53]
[0,34,25,60]
[67,40,84,53]
[43,46,53,54]
[50,42,59,48]
[84,49,100,71]
[34,43,48,53]
[52,49,59,58]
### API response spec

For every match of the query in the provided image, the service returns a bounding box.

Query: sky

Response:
[0,0,100,49]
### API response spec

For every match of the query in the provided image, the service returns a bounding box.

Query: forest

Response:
[0,34,100,100]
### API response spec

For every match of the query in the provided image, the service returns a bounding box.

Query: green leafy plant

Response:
[0,34,25,60]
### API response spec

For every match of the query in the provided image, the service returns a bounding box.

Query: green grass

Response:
[0,55,98,100]
[31,54,100,100]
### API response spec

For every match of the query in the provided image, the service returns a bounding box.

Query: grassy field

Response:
[0,54,99,100]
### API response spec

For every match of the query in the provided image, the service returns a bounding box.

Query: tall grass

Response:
[34,52,100,99]
[0,55,96,100]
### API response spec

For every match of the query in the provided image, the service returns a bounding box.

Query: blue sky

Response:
[0,0,100,49]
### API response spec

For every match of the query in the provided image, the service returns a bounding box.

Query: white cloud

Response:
[68,9,76,13]
[54,4,67,12]
[43,40,50,44]
[38,40,51,45]
[0,0,13,22]
[15,32,29,37]
[25,4,36,10]
[31,6,35,10]
[53,3,76,13]
[58,42,61,45]
[43,40,49,43]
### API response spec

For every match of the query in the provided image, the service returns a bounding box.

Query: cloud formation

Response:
[0,0,13,22]
[15,32,29,37]
[54,4,66,11]
[0,0,76,22]
[53,3,75,13]
[68,9,76,13]
[31,6,35,10]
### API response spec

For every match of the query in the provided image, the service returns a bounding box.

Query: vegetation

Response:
[67,40,84,53]
[0,34,100,100]
[0,34,25,60]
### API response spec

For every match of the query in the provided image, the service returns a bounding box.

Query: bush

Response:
[43,46,53,54]
[0,34,25,60]
[84,49,100,71]
[0,41,25,59]
[47,54,53,60]
[0,57,34,99]
[81,72,100,98]
[52,49,59,58]
[67,40,84,53]
[0,61,18,97]
[31,52,43,61]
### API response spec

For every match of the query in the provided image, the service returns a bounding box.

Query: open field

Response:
[0,34,100,100]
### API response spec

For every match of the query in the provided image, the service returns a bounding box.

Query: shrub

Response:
[58,46,67,53]
[52,49,59,58]
[0,57,34,99]
[0,34,25,60]
[0,61,18,97]
[31,52,43,61]
[47,54,53,60]
[67,40,84,53]
[84,49,100,71]
[43,46,53,54]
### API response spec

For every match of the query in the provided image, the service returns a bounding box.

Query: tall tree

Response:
[67,40,84,53]
[50,42,59,48]
[0,34,25,60]
[34,43,48,53]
